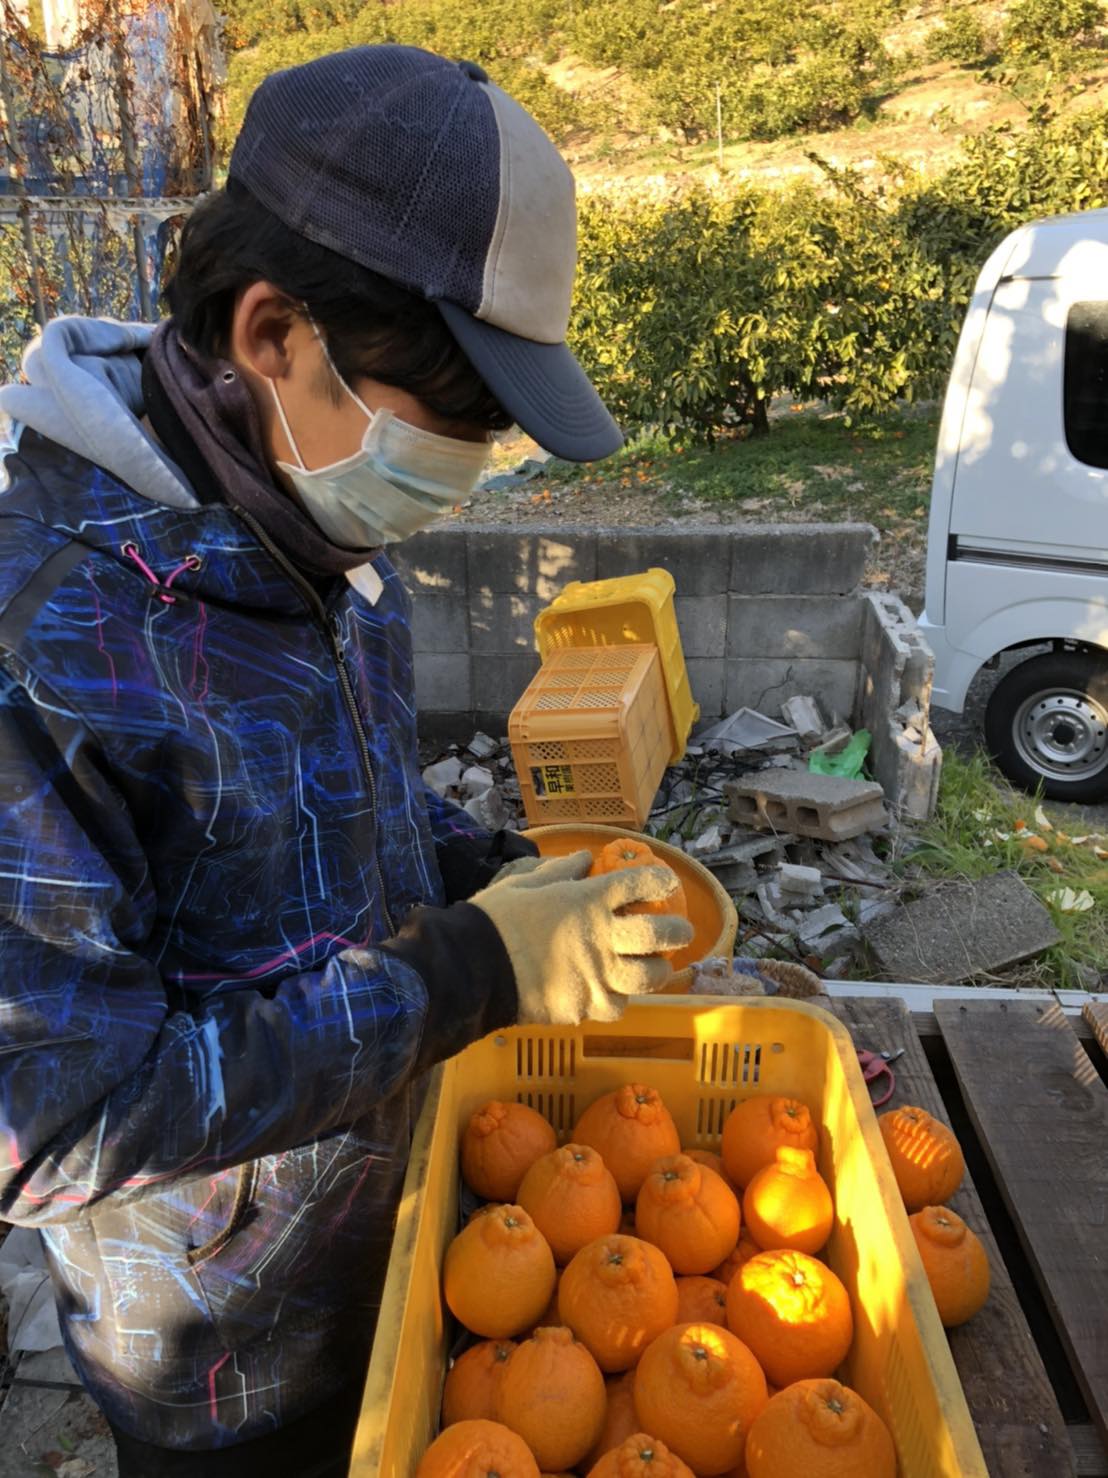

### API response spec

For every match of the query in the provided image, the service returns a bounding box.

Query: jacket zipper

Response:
[233,508,396,937]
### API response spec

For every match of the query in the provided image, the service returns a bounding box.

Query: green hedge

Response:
[569,109,1108,440]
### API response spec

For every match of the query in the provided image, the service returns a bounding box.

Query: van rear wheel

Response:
[984,652,1108,802]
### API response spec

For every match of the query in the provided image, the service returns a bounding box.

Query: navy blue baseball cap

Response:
[228,44,623,462]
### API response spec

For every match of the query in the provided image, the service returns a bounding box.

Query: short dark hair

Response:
[163,180,511,431]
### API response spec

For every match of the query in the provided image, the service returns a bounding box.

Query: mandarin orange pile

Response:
[434,1084,987,1475]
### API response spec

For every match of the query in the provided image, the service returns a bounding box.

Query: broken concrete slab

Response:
[863,870,1061,984]
[466,731,500,760]
[726,769,889,842]
[778,863,824,899]
[798,902,859,958]
[696,831,791,894]
[809,724,851,760]
[688,823,725,856]
[755,882,795,931]
[780,695,825,744]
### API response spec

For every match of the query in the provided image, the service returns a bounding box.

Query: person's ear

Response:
[228,281,305,382]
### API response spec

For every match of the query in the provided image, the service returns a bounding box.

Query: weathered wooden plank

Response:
[1084,1002,1108,1060]
[936,1000,1108,1451]
[1070,1424,1108,1477]
[832,996,1075,1477]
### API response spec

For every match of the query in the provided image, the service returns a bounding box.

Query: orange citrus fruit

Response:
[587,1432,697,1478]
[462,1101,557,1202]
[721,1097,818,1190]
[518,1144,622,1265]
[745,1379,896,1477]
[441,1339,516,1426]
[560,1233,679,1372]
[443,1204,556,1339]
[910,1206,990,1327]
[675,1275,729,1326]
[574,1085,681,1202]
[636,1153,741,1276]
[633,1322,768,1475]
[742,1147,833,1256]
[725,1250,853,1389]
[878,1106,964,1211]
[416,1418,540,1478]
[497,1326,606,1472]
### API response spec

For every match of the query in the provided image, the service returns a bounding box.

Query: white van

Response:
[919,208,1108,802]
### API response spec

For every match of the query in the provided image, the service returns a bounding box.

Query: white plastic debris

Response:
[461,765,495,798]
[1046,886,1095,913]
[422,756,464,798]
[464,786,507,830]
[698,708,798,756]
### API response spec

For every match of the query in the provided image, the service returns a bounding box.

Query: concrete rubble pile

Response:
[421,696,1065,986]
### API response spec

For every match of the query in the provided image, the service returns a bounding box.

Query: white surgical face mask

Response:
[270,328,490,548]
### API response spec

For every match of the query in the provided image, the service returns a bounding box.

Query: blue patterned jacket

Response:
[0,411,518,1449]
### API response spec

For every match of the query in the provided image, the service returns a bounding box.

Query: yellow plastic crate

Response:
[534,569,699,764]
[352,999,988,1478]
[509,645,671,829]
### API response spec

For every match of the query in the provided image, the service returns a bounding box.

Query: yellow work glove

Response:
[470,849,694,1025]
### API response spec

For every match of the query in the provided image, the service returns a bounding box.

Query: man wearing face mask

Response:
[0,45,692,1478]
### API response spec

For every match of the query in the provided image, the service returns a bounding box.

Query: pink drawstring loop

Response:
[164,556,202,591]
[122,543,201,604]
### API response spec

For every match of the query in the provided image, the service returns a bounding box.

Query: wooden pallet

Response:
[832,994,1108,1478]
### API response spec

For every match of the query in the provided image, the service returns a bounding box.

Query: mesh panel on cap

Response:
[229,45,499,312]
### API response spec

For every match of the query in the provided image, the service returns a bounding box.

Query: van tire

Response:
[985,652,1108,802]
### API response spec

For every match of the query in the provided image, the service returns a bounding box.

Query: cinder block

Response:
[408,593,469,654]
[726,595,864,660]
[596,529,731,596]
[724,659,859,724]
[686,658,725,721]
[391,527,468,595]
[469,592,542,653]
[471,652,541,715]
[465,525,597,599]
[414,653,471,712]
[676,595,727,658]
[728,525,876,596]
[726,769,888,841]
[859,592,942,821]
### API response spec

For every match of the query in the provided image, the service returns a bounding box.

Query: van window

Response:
[1064,302,1108,470]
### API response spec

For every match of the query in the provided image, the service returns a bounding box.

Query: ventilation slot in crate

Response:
[698,1041,762,1088]
[516,1035,576,1082]
[694,1094,742,1144]
[516,1090,576,1137]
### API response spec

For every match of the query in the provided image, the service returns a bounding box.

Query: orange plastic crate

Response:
[534,568,698,764]
[509,645,671,829]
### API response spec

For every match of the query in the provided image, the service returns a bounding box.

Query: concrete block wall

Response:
[392,522,942,817]
[860,592,943,821]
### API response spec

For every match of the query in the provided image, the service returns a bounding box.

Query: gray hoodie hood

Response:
[0,316,198,510]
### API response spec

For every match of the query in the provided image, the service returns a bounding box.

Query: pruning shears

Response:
[856,1047,904,1108]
